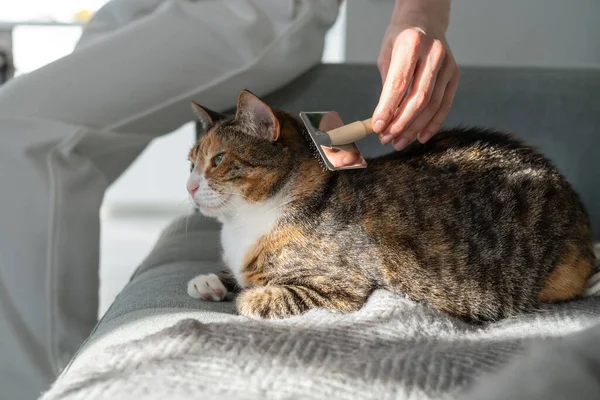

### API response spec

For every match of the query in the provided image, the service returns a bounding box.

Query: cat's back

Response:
[342,127,589,229]
[332,128,573,214]
[339,127,584,216]
[370,127,557,179]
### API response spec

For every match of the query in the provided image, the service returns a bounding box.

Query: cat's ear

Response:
[191,101,226,134]
[235,90,280,142]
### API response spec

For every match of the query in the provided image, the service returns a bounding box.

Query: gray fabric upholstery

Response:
[463,322,600,400]
[46,65,600,399]
[45,212,600,400]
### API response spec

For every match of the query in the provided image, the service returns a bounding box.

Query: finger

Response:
[322,145,363,168]
[391,79,446,151]
[372,31,422,134]
[377,43,392,84]
[417,68,460,143]
[322,147,345,165]
[336,144,364,166]
[381,40,445,145]
[391,60,454,149]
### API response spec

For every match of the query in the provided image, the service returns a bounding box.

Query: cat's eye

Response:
[213,153,225,167]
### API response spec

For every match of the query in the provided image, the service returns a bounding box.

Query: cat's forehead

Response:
[190,128,223,161]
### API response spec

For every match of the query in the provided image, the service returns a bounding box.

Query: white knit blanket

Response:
[41,214,600,400]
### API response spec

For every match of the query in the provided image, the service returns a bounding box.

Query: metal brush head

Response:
[299,111,367,172]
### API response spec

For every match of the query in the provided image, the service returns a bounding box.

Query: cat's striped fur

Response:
[186,90,594,322]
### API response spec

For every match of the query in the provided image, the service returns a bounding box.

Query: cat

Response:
[185,89,595,322]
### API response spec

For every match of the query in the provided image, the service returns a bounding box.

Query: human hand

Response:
[372,0,459,151]
[318,112,366,169]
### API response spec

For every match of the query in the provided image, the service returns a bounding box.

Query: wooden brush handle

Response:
[327,118,375,146]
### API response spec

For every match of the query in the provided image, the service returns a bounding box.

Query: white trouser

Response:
[0,0,338,398]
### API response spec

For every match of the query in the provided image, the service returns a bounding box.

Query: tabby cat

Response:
[186,90,595,322]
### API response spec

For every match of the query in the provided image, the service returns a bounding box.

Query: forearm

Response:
[393,0,451,33]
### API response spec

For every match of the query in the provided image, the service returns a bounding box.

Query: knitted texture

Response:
[43,291,600,400]
[41,214,600,400]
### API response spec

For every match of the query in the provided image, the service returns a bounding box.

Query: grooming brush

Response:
[299,111,376,171]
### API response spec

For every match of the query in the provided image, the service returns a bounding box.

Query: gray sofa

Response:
[41,64,600,400]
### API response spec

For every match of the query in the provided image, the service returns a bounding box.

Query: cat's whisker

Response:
[215,189,295,213]
[215,190,255,204]
[177,197,192,207]
[174,201,194,216]
[216,196,289,223]
[184,213,190,242]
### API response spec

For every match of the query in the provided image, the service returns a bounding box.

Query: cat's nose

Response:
[187,181,200,195]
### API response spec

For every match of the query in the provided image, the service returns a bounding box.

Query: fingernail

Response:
[381,133,393,144]
[417,132,430,143]
[393,138,409,150]
[373,119,386,133]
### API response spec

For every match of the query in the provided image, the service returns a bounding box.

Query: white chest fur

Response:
[219,200,283,287]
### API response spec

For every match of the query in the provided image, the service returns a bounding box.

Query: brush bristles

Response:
[301,129,329,172]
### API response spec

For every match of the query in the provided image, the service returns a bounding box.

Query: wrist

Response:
[392,0,451,33]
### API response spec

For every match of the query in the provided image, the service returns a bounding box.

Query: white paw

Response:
[187,273,228,301]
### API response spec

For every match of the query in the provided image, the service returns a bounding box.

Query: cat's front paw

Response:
[236,286,308,319]
[187,273,228,301]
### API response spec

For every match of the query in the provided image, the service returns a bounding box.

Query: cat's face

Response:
[187,90,310,218]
